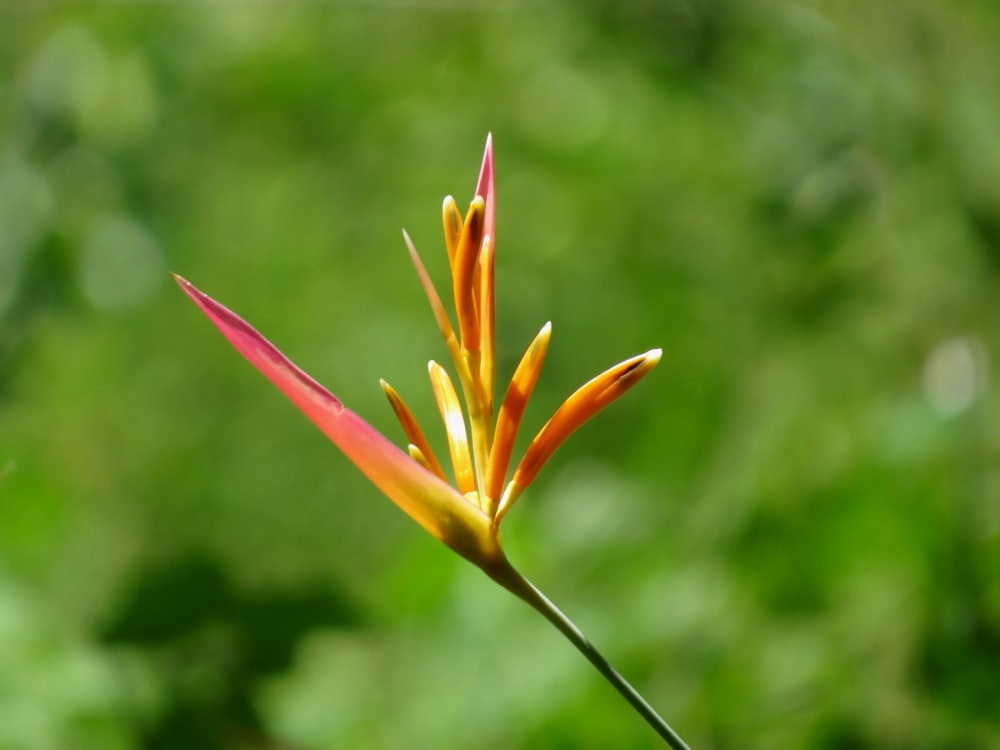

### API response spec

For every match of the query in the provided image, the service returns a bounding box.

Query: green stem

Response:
[488,563,692,749]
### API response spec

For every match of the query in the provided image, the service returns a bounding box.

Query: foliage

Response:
[1,0,998,747]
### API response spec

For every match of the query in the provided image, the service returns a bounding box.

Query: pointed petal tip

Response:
[530,321,553,354]
[173,273,210,305]
[613,348,661,386]
[475,135,496,252]
[402,229,417,252]
[173,272,212,307]
[635,349,662,375]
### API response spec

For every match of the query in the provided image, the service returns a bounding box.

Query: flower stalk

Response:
[175,134,689,747]
[490,560,692,750]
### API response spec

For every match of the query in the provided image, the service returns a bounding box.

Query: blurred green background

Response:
[1,0,999,748]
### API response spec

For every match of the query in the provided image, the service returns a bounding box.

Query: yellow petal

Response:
[408,444,438,475]
[428,360,477,496]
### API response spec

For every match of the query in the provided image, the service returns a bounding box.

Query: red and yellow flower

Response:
[175,135,660,584]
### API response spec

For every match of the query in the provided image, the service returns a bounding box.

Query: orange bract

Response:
[395,134,661,529]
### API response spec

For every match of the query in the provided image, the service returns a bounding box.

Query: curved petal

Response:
[502,348,662,519]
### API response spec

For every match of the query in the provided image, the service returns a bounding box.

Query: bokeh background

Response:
[1,0,999,748]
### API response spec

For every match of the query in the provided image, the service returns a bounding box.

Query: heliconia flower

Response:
[174,133,661,581]
[176,137,691,748]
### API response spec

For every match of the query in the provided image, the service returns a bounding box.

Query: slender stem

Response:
[488,563,692,749]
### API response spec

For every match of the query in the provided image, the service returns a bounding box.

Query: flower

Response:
[175,137,692,748]
[174,135,660,584]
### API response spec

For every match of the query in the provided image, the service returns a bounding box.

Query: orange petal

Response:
[506,349,662,510]
[442,196,462,269]
[380,379,447,482]
[403,229,461,365]
[452,197,485,354]
[485,322,551,505]
[428,360,477,496]
[173,274,496,564]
